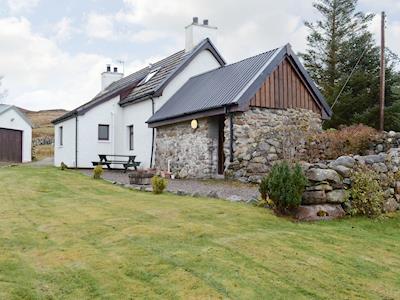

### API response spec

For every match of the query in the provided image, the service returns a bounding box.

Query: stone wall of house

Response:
[224,107,322,183]
[154,118,218,179]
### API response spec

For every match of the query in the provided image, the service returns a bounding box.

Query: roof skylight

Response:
[138,68,160,86]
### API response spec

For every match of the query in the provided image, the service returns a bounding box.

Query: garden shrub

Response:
[260,161,308,214]
[306,124,378,161]
[93,165,103,179]
[349,168,384,218]
[151,176,168,194]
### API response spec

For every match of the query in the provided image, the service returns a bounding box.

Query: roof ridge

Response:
[188,46,282,80]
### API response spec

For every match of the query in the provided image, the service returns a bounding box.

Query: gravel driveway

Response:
[79,169,259,203]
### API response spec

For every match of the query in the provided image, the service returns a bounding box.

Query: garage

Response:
[0,128,23,162]
[0,104,32,163]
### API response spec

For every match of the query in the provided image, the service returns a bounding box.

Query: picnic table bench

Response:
[92,154,140,173]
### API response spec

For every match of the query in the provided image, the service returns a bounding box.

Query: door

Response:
[0,128,22,162]
[218,116,225,175]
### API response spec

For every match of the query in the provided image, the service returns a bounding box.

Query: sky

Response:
[0,0,399,111]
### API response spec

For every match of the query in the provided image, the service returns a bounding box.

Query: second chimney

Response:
[101,65,123,91]
[185,17,217,52]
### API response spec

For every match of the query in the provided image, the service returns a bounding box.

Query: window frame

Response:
[98,124,110,141]
[59,126,63,146]
[128,125,134,151]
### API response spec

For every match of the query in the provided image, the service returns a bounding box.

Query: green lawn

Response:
[0,166,399,299]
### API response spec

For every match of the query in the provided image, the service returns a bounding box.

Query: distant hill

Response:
[18,108,68,139]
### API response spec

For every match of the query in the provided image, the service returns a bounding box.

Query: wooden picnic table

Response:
[92,154,140,173]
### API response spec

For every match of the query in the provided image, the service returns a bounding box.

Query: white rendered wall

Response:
[54,117,76,167]
[0,108,32,162]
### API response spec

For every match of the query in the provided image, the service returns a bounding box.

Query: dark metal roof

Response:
[52,38,225,124]
[147,44,332,126]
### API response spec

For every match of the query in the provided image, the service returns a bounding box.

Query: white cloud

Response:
[53,17,75,42]
[7,0,39,13]
[369,14,400,60]
[85,13,115,40]
[118,0,313,61]
[0,17,110,110]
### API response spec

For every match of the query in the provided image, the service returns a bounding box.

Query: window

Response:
[137,68,160,86]
[128,125,134,150]
[98,124,109,141]
[59,126,63,146]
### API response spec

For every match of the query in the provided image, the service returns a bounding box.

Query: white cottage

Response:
[53,18,225,169]
[53,18,332,180]
[0,104,32,163]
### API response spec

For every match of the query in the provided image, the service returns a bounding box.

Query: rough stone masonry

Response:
[224,107,322,183]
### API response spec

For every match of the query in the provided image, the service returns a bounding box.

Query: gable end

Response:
[249,57,322,116]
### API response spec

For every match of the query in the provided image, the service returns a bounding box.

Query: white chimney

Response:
[185,17,218,52]
[101,64,123,91]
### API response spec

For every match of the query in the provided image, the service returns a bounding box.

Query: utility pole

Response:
[379,11,386,131]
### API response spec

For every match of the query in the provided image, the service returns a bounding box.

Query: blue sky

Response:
[0,0,399,110]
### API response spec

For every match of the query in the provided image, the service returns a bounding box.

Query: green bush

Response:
[151,176,168,194]
[261,161,308,214]
[349,169,384,218]
[93,165,103,179]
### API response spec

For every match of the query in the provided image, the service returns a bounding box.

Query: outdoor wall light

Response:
[191,119,198,129]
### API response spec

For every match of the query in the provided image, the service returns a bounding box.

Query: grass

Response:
[0,166,399,299]
[34,145,54,161]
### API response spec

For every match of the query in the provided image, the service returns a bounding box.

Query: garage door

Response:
[0,128,22,162]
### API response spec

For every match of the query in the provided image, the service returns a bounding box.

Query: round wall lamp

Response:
[191,119,198,129]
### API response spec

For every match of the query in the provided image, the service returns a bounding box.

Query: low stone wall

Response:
[224,108,322,183]
[297,150,400,221]
[154,118,218,179]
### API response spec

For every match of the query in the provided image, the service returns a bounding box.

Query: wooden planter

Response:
[129,170,156,185]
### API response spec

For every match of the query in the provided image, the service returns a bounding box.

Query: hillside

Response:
[18,107,68,160]
[19,108,68,139]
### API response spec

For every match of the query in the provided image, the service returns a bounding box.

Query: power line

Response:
[330,46,369,110]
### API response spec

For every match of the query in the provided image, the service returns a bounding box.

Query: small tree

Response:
[261,161,308,214]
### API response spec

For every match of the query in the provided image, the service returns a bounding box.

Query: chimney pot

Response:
[193,17,199,24]
[203,19,209,26]
[106,64,111,72]
[114,67,118,73]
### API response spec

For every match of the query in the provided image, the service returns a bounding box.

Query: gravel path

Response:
[79,169,259,202]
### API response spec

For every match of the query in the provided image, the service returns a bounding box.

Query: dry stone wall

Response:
[224,107,322,183]
[297,150,400,221]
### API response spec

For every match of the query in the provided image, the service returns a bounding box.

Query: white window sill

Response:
[98,140,111,144]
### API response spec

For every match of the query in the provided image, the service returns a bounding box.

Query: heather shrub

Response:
[260,161,308,214]
[151,176,168,194]
[306,124,378,161]
[93,165,103,179]
[349,169,384,218]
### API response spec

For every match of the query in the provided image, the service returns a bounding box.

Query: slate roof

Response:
[0,104,33,127]
[53,38,225,124]
[147,44,332,126]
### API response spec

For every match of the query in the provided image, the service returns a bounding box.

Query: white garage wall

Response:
[0,108,32,162]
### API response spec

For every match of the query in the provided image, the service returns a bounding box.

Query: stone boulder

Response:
[362,154,385,165]
[295,204,346,221]
[306,183,333,192]
[302,191,326,204]
[383,198,399,213]
[326,189,346,204]
[306,168,341,184]
[330,165,351,178]
[329,156,356,168]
